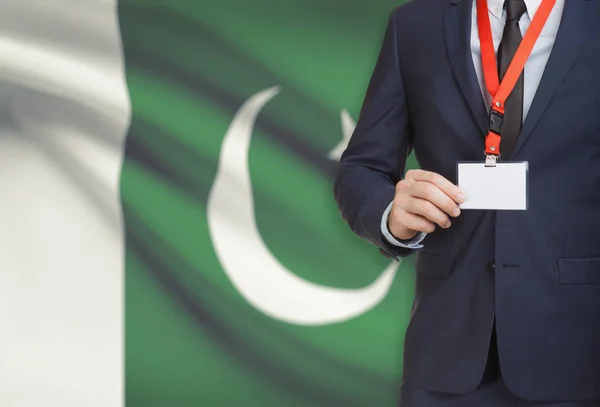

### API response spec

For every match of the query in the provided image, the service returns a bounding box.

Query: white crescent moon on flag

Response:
[207,86,399,326]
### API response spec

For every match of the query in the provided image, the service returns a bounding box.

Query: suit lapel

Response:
[444,0,489,136]
[513,0,600,156]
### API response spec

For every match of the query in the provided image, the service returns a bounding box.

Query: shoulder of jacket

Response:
[392,0,446,19]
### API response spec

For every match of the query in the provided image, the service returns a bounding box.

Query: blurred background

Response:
[0,0,420,406]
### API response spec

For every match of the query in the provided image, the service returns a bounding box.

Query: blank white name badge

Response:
[457,162,528,210]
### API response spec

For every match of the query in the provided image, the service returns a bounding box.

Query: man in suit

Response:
[334,0,600,405]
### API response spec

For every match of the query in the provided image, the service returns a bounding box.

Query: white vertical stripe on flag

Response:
[0,1,129,406]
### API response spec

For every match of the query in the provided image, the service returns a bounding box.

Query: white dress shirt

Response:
[381,0,565,248]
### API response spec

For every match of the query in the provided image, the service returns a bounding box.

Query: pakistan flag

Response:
[0,0,419,406]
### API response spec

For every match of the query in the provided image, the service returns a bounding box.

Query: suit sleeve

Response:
[334,10,416,260]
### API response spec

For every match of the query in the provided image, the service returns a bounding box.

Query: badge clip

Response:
[485,154,498,167]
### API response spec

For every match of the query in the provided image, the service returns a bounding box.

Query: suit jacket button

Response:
[378,248,393,258]
[378,248,398,261]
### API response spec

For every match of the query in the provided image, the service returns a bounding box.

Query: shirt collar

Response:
[487,0,543,20]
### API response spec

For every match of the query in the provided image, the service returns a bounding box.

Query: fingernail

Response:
[453,208,461,217]
[445,221,452,228]
[457,193,466,203]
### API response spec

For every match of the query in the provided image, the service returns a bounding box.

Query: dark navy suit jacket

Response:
[334,0,600,401]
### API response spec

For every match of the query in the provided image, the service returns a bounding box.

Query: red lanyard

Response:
[477,0,556,157]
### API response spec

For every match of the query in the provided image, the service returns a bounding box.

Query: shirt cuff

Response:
[380,201,426,249]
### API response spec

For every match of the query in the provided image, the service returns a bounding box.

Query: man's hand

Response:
[388,170,466,241]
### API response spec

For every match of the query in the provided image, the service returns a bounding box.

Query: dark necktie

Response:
[497,0,527,159]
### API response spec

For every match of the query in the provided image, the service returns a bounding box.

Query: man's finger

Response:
[405,197,452,228]
[406,169,465,204]
[411,181,462,219]
[393,210,436,234]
